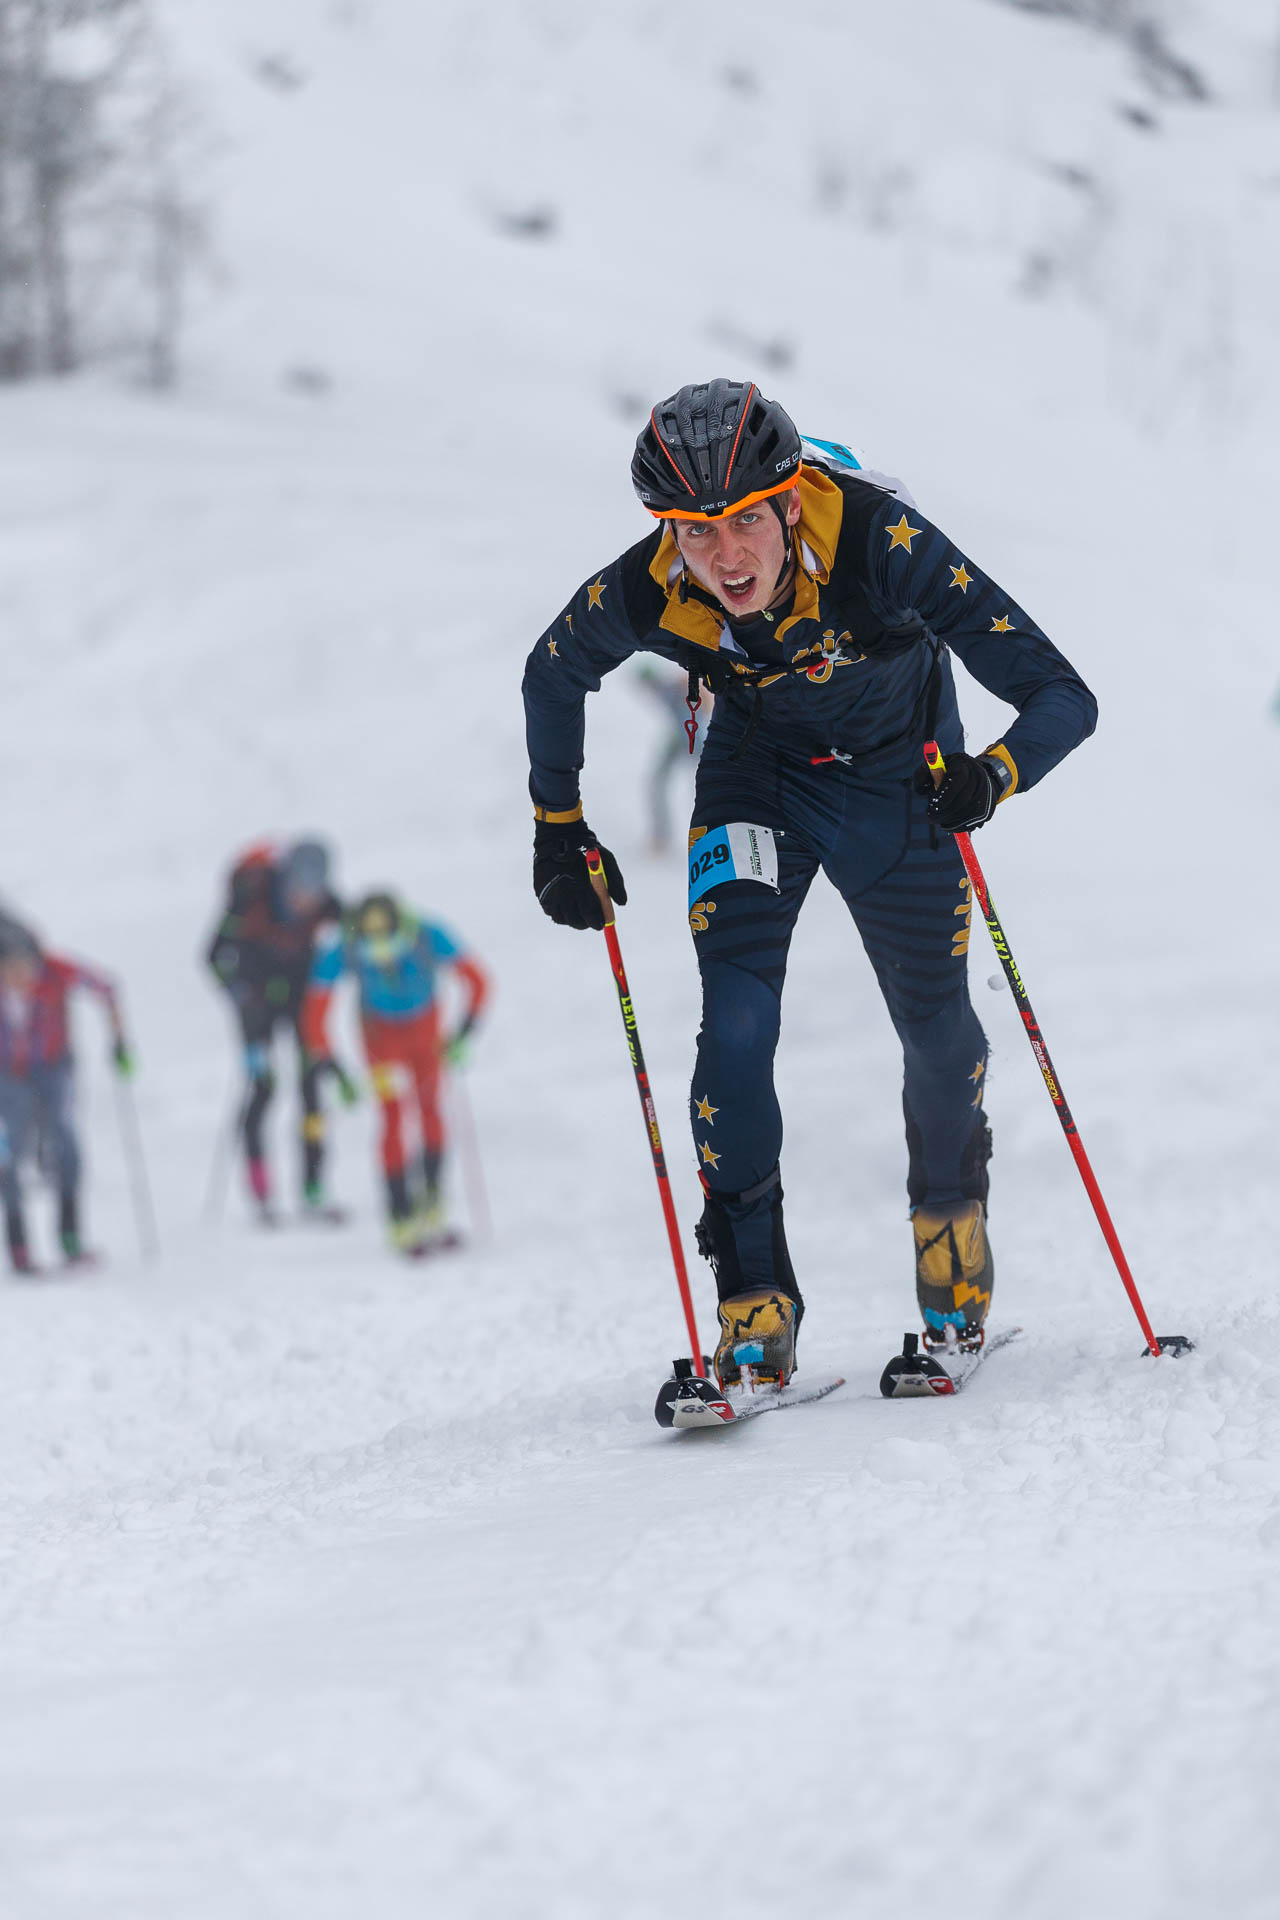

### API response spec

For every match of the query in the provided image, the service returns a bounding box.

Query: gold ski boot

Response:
[714,1290,798,1390]
[913,1199,994,1351]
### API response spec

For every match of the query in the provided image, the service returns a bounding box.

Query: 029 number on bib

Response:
[687,824,780,912]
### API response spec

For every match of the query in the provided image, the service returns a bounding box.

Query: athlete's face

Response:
[284,883,322,920]
[672,489,801,619]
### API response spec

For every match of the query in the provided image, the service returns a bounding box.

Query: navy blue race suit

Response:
[523,462,1097,1303]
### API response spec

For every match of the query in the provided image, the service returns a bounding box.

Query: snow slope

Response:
[1,2,1278,1914]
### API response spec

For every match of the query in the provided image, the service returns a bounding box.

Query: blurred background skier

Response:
[524,378,1097,1389]
[632,662,707,855]
[0,912,134,1273]
[301,890,489,1257]
[206,837,349,1226]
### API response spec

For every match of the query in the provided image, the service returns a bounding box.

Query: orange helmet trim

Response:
[646,472,801,524]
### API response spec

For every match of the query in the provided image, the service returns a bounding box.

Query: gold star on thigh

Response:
[547,637,559,657]
[949,562,973,593]
[990,615,1014,633]
[700,1141,721,1169]
[885,514,921,554]
[695,1096,718,1123]
[586,576,607,611]
[969,1058,986,1084]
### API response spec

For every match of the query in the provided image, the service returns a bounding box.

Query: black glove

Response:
[533,815,627,931]
[914,752,1006,833]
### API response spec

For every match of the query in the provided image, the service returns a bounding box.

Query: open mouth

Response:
[719,572,757,605]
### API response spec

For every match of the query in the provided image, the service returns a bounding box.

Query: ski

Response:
[401,1229,464,1262]
[299,1203,350,1228]
[879,1326,1023,1398]
[252,1203,349,1231]
[10,1257,100,1282]
[656,1357,846,1430]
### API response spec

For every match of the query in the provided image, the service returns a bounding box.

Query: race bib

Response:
[688,823,780,910]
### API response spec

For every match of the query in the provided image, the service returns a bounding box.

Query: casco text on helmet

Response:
[631,379,802,521]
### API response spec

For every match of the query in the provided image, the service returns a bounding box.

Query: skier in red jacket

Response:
[0,915,133,1272]
[301,891,489,1255]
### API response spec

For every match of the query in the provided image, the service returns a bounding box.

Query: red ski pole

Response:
[923,742,1190,1357]
[584,851,707,1375]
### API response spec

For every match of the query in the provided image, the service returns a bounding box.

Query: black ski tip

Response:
[1144,1334,1196,1358]
[879,1344,955,1399]
[654,1367,732,1427]
[654,1376,681,1427]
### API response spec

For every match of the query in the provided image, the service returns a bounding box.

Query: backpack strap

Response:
[818,476,928,660]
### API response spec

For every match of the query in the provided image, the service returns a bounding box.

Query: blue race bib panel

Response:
[688,824,780,911]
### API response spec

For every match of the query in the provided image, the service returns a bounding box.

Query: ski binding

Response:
[879,1326,1023,1398]
[655,1356,846,1429]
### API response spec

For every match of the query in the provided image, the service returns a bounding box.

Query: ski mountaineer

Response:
[0,914,134,1272]
[206,838,350,1224]
[300,892,489,1255]
[523,379,1097,1388]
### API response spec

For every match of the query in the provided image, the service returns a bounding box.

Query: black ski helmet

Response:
[280,838,330,900]
[631,379,802,520]
[350,890,414,965]
[352,891,400,941]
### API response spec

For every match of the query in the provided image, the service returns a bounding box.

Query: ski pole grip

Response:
[583,848,615,928]
[923,739,947,791]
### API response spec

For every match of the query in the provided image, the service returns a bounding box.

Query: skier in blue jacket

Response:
[523,380,1096,1388]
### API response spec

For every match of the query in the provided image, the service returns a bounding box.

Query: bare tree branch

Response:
[0,0,206,384]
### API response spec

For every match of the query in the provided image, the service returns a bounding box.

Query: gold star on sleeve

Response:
[547,637,559,658]
[700,1141,721,1169]
[969,1059,986,1084]
[885,514,921,554]
[695,1096,718,1124]
[949,563,973,593]
[586,577,607,611]
[990,615,1014,633]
